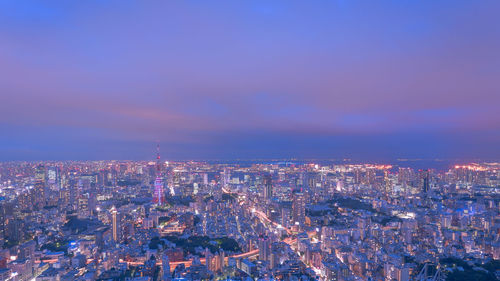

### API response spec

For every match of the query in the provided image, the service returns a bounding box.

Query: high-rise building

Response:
[384,170,391,194]
[281,207,291,228]
[68,179,80,211]
[33,180,46,210]
[398,167,413,186]
[110,206,121,242]
[292,191,305,226]
[263,174,273,200]
[35,164,46,183]
[354,168,362,184]
[6,219,24,243]
[47,166,58,186]
[89,190,97,216]
[205,248,212,271]
[258,235,271,262]
[34,164,47,209]
[77,194,90,218]
[222,168,230,188]
[420,169,430,194]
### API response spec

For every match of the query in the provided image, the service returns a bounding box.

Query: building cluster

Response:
[0,160,498,280]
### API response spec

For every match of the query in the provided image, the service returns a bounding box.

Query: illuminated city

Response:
[0,1,499,281]
[0,160,498,280]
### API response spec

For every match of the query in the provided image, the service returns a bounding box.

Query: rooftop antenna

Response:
[156,141,161,174]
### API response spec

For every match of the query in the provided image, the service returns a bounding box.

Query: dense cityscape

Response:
[0,153,498,281]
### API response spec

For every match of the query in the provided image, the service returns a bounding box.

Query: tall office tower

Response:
[281,208,291,228]
[307,173,316,189]
[98,169,108,187]
[47,166,57,187]
[398,167,412,186]
[205,248,212,270]
[365,168,376,185]
[420,169,430,194]
[34,164,47,209]
[222,168,230,188]
[263,174,273,200]
[33,180,46,210]
[35,164,46,183]
[58,185,69,210]
[384,170,391,194]
[110,206,121,242]
[6,219,24,243]
[354,168,362,184]
[18,187,34,211]
[292,190,306,226]
[88,190,97,216]
[153,144,166,205]
[258,235,270,262]
[269,252,277,270]
[68,179,80,211]
[77,194,90,218]
[162,252,171,281]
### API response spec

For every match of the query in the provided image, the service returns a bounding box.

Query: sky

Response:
[0,0,499,161]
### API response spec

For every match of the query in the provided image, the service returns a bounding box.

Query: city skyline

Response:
[0,159,498,280]
[1,0,499,161]
[1,2,499,280]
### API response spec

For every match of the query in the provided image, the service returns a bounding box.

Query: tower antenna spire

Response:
[153,141,165,205]
[156,141,161,174]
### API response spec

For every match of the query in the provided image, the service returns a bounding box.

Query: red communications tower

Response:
[153,144,166,205]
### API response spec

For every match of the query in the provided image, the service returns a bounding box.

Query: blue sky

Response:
[0,0,499,161]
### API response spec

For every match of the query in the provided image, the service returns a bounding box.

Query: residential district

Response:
[0,157,498,281]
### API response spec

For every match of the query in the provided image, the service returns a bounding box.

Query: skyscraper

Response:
[420,169,430,194]
[110,206,121,242]
[292,190,305,226]
[77,194,90,218]
[222,168,230,188]
[258,235,270,262]
[34,164,47,209]
[263,174,273,200]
